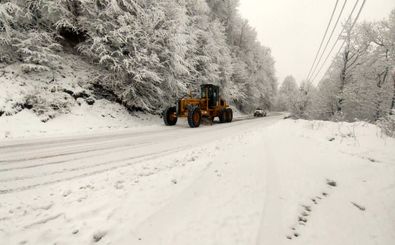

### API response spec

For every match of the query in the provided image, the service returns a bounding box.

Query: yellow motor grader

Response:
[163,84,233,128]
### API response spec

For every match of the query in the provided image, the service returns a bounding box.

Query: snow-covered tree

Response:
[276,75,298,111]
[290,80,316,118]
[1,0,277,113]
[310,9,395,123]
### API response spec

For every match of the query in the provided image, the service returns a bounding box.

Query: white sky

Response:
[238,0,395,84]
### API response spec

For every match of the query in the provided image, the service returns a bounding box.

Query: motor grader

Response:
[163,84,233,128]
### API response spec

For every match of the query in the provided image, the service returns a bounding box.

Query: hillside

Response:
[0,0,277,123]
[0,52,164,139]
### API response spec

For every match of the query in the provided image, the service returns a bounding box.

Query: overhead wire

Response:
[311,0,367,83]
[307,0,349,81]
[305,0,340,81]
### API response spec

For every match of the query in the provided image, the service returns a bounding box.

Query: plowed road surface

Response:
[0,114,285,245]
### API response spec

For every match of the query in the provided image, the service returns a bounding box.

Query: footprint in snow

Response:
[286,232,300,240]
[92,231,107,243]
[351,202,366,211]
[114,181,124,190]
[326,179,337,187]
[302,205,312,212]
[298,216,308,224]
[63,190,72,197]
[286,180,337,240]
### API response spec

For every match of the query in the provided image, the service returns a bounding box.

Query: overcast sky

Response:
[238,0,395,85]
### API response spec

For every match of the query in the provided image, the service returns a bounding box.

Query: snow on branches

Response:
[0,0,277,112]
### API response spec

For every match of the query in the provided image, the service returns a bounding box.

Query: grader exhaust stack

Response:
[163,84,233,128]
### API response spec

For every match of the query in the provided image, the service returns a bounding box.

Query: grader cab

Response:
[163,84,233,128]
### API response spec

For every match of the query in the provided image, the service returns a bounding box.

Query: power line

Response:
[313,40,346,83]
[305,0,340,81]
[311,0,367,83]
[307,0,349,81]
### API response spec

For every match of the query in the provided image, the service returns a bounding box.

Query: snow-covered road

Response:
[0,115,278,195]
[0,114,283,244]
[1,115,394,245]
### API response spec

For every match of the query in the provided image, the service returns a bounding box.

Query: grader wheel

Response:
[187,107,202,128]
[219,109,226,123]
[226,108,233,123]
[163,106,177,126]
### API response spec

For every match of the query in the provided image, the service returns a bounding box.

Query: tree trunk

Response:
[374,49,390,120]
[337,48,349,113]
[392,72,395,113]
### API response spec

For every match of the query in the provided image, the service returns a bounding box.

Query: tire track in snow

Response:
[0,141,153,173]
[0,127,168,153]
[0,125,222,175]
[0,116,283,194]
[0,143,157,182]
[23,213,65,229]
[0,117,262,171]
[0,129,181,163]
[0,126,205,171]
[0,141,130,164]
[0,114,260,160]
[0,146,187,194]
[255,137,282,245]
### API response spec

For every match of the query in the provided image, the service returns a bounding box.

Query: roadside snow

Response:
[0,58,162,139]
[0,99,160,140]
[257,119,395,245]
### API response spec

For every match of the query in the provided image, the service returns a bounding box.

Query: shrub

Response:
[24,89,75,122]
[377,115,395,137]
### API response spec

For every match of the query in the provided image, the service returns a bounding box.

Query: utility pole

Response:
[337,21,352,113]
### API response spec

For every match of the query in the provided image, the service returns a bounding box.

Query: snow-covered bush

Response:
[20,64,50,73]
[377,115,395,137]
[13,31,62,67]
[23,89,75,122]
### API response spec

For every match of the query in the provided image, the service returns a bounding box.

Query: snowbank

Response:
[0,99,161,140]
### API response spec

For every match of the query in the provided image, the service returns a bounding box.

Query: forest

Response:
[0,0,277,113]
[1,0,394,135]
[276,9,395,135]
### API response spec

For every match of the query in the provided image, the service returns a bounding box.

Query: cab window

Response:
[201,89,206,98]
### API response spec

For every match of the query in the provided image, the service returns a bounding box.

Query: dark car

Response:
[254,108,267,117]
